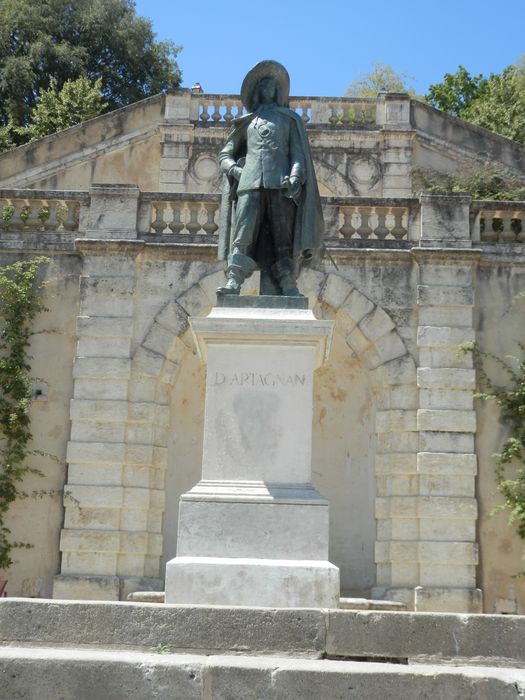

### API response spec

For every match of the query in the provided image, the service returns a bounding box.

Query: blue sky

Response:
[135,0,524,97]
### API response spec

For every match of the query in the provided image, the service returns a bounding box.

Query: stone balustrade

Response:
[472,201,525,243]
[194,95,377,128]
[138,193,220,237]
[0,189,88,233]
[1,189,524,251]
[325,199,415,244]
[138,193,416,246]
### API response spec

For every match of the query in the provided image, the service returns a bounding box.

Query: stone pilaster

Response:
[159,90,194,193]
[377,92,413,197]
[411,194,482,612]
[54,242,164,601]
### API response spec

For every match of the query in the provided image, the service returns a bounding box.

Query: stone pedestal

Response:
[165,300,340,607]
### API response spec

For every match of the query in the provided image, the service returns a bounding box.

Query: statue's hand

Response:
[229,164,243,182]
[286,175,302,198]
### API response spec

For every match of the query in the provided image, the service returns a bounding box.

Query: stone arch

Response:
[130,268,417,592]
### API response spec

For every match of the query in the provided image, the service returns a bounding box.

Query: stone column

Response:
[413,194,482,612]
[165,299,340,607]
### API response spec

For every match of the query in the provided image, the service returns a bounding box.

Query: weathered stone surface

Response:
[2,600,525,668]
[1,647,524,700]
[417,367,475,390]
[417,284,473,307]
[326,608,524,664]
[320,273,353,309]
[0,600,327,655]
[417,409,477,433]
[417,325,475,348]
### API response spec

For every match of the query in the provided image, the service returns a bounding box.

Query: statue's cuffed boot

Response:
[272,257,303,297]
[217,265,244,295]
[217,251,257,295]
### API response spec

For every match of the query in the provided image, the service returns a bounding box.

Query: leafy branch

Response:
[0,257,49,568]
[460,338,525,565]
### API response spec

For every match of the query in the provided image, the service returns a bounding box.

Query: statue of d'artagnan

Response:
[217,60,324,297]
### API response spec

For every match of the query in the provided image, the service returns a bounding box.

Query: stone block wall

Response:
[0,185,524,613]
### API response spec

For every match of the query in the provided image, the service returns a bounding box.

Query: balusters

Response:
[185,202,202,235]
[193,96,376,128]
[512,217,525,243]
[42,204,56,231]
[390,209,407,240]
[223,100,236,124]
[61,201,79,231]
[339,207,358,238]
[336,205,409,241]
[151,202,169,233]
[290,100,311,124]
[167,202,184,233]
[357,209,373,239]
[0,197,81,232]
[479,209,524,243]
[24,201,40,230]
[322,101,377,128]
[202,202,219,235]
[197,98,244,124]
[374,207,389,239]
[148,199,220,237]
[211,104,222,123]
[500,213,516,243]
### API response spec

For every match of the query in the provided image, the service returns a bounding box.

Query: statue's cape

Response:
[217,107,324,263]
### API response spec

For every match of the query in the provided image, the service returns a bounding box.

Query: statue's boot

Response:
[217,267,243,295]
[272,258,304,297]
[217,252,257,295]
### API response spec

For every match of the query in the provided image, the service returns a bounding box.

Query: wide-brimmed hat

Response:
[240,60,290,111]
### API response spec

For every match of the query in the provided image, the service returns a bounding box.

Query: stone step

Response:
[338,596,407,611]
[0,646,524,699]
[126,592,408,611]
[1,598,524,667]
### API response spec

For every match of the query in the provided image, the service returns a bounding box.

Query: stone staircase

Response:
[0,598,524,699]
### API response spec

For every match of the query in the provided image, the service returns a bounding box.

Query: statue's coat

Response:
[218,107,324,263]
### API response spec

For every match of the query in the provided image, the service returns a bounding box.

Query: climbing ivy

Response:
[0,257,49,569]
[461,337,525,568]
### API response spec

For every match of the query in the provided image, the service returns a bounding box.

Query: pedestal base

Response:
[167,304,340,608]
[165,556,340,607]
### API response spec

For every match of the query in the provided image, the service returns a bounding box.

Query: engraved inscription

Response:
[213,371,306,387]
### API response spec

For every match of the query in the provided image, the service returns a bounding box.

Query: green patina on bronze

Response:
[217,60,324,298]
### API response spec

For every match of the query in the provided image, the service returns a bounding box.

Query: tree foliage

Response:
[0,0,181,133]
[413,166,525,201]
[27,77,107,141]
[425,65,487,117]
[426,58,525,143]
[345,62,415,97]
[465,63,525,144]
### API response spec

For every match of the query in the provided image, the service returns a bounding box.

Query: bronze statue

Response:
[217,60,324,296]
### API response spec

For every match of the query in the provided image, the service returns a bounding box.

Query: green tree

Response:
[345,62,415,97]
[465,63,525,143]
[425,65,487,117]
[27,77,107,141]
[425,58,525,143]
[0,0,181,134]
